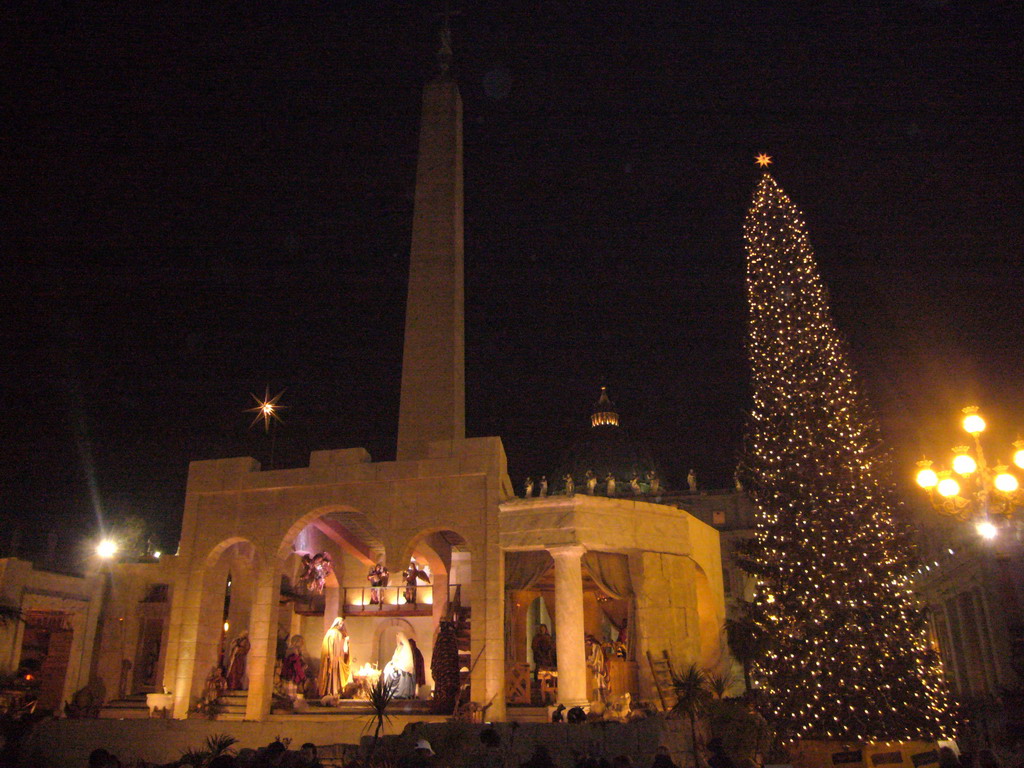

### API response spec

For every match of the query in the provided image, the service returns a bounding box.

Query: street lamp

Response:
[96,538,119,559]
[915,406,1024,537]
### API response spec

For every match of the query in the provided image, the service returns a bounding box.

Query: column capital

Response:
[547,545,585,560]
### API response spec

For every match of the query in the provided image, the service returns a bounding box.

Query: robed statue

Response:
[224,631,250,690]
[318,617,352,698]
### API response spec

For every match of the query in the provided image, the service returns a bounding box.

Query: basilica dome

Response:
[551,387,664,496]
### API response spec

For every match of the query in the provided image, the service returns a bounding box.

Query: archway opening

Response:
[275,507,386,702]
[191,540,256,701]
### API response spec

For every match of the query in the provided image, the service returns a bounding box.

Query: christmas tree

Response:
[736,168,953,742]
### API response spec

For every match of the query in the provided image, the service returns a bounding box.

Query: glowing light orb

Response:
[994,472,1019,493]
[916,467,938,489]
[962,408,985,435]
[96,539,118,559]
[1014,446,1024,470]
[951,452,976,476]
[936,477,960,498]
[976,521,997,540]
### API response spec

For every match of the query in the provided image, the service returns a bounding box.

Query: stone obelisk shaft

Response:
[396,75,465,460]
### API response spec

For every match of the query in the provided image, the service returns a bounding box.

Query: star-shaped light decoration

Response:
[755,153,773,168]
[246,386,287,433]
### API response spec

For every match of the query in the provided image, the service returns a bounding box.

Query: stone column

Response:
[549,545,588,707]
[244,558,281,721]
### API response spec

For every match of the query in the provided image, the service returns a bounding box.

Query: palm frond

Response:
[707,670,734,699]
[670,663,712,718]
[204,733,238,757]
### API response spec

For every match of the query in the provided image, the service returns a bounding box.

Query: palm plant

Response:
[671,663,712,768]
[724,612,768,696]
[364,674,395,759]
[706,670,734,700]
[176,733,237,767]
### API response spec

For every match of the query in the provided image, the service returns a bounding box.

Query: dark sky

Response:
[3,1,1022,550]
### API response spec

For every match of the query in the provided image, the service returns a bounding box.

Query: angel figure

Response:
[403,559,430,604]
[367,562,389,605]
[299,551,334,594]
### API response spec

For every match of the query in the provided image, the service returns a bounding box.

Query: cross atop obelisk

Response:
[395,27,465,460]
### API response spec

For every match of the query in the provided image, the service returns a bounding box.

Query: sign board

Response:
[791,741,940,768]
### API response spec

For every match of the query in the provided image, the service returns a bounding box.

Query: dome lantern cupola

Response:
[591,386,620,428]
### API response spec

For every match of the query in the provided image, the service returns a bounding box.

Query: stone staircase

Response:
[98,693,150,719]
[210,690,248,721]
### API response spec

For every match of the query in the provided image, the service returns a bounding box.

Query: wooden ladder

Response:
[646,649,678,711]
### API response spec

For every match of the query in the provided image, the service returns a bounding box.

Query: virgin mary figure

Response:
[317,618,352,698]
[382,631,417,699]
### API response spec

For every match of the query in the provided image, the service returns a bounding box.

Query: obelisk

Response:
[396,29,465,461]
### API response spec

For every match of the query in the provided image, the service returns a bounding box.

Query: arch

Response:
[372,617,418,670]
[693,562,724,670]
[189,538,260,701]
[201,536,257,570]
[398,528,472,575]
[277,505,386,566]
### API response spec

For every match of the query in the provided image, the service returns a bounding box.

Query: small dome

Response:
[591,386,619,428]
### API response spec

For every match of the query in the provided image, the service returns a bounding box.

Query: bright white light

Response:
[976,521,998,540]
[153,551,162,559]
[96,539,118,559]
[994,473,1019,493]
[916,467,938,489]
[223,621,230,632]
[952,452,976,475]
[936,477,960,498]
[962,411,986,435]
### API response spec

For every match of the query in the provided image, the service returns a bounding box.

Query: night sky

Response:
[4,2,1022,551]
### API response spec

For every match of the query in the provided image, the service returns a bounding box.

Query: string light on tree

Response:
[735,164,954,743]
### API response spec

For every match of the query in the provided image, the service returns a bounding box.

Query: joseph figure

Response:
[317,617,352,698]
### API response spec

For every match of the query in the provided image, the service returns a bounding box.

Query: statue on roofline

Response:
[564,474,575,496]
[585,470,597,495]
[524,477,534,498]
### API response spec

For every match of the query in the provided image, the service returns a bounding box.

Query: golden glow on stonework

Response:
[738,172,954,742]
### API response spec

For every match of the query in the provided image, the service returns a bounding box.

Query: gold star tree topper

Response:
[246,386,287,432]
[755,153,773,168]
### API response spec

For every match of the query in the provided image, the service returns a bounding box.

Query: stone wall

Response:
[21,715,694,768]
